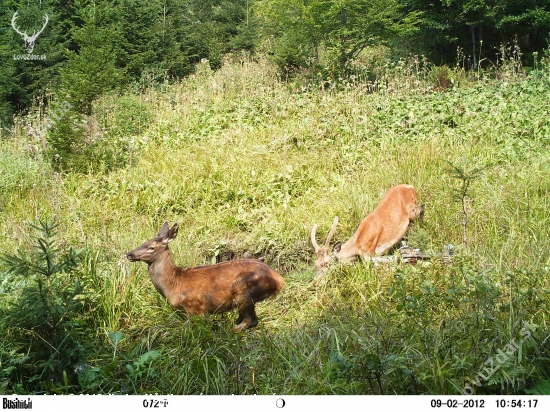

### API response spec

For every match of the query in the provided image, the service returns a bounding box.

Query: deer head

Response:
[126,222,178,265]
[11,11,49,54]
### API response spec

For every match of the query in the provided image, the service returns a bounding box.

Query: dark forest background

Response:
[1,0,549,125]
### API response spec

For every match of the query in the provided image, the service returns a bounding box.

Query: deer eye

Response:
[148,246,155,251]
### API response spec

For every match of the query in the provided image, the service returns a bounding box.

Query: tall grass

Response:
[1,54,549,394]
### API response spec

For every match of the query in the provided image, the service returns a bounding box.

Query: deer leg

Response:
[233,300,258,332]
[374,241,394,255]
[231,271,272,332]
[235,313,243,325]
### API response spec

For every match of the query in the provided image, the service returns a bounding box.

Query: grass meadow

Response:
[1,55,549,395]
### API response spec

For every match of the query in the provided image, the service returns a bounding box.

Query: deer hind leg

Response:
[374,241,395,255]
[375,221,412,255]
[233,300,258,332]
[231,271,271,331]
[233,271,277,302]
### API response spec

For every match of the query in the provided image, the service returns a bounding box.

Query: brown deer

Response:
[311,184,424,276]
[126,222,284,332]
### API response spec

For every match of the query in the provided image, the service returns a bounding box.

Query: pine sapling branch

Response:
[445,159,490,250]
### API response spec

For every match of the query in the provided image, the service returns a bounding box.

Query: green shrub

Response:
[45,113,88,172]
[95,95,153,139]
[0,221,94,394]
[46,111,135,173]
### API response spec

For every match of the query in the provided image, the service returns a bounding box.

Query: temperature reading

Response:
[143,399,169,408]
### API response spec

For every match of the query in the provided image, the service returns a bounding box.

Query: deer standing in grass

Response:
[311,184,424,276]
[126,222,284,332]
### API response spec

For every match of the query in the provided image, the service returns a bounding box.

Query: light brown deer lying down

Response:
[311,184,424,276]
[127,222,284,332]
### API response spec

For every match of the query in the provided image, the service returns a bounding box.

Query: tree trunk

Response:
[470,26,477,68]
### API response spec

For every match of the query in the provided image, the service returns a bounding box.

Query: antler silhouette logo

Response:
[11,11,49,54]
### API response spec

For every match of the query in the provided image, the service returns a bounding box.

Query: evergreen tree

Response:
[178,0,259,70]
[256,0,325,72]
[154,0,191,79]
[59,1,120,118]
[0,1,71,122]
[109,0,163,80]
[47,0,120,170]
[227,0,258,52]
[0,5,17,125]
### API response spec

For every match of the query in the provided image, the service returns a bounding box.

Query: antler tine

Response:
[33,14,49,37]
[11,11,25,36]
[311,224,320,252]
[324,216,338,248]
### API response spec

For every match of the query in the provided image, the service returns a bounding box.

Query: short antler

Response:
[311,224,320,252]
[324,216,338,248]
[311,216,338,252]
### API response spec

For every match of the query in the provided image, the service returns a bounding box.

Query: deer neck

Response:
[147,250,179,300]
[336,234,360,262]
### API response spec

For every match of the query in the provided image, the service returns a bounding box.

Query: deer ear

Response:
[333,241,342,253]
[166,223,179,242]
[157,221,170,238]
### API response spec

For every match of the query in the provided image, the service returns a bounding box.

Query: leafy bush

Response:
[0,221,94,394]
[46,111,136,173]
[95,95,153,139]
[45,113,88,172]
[77,331,161,394]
